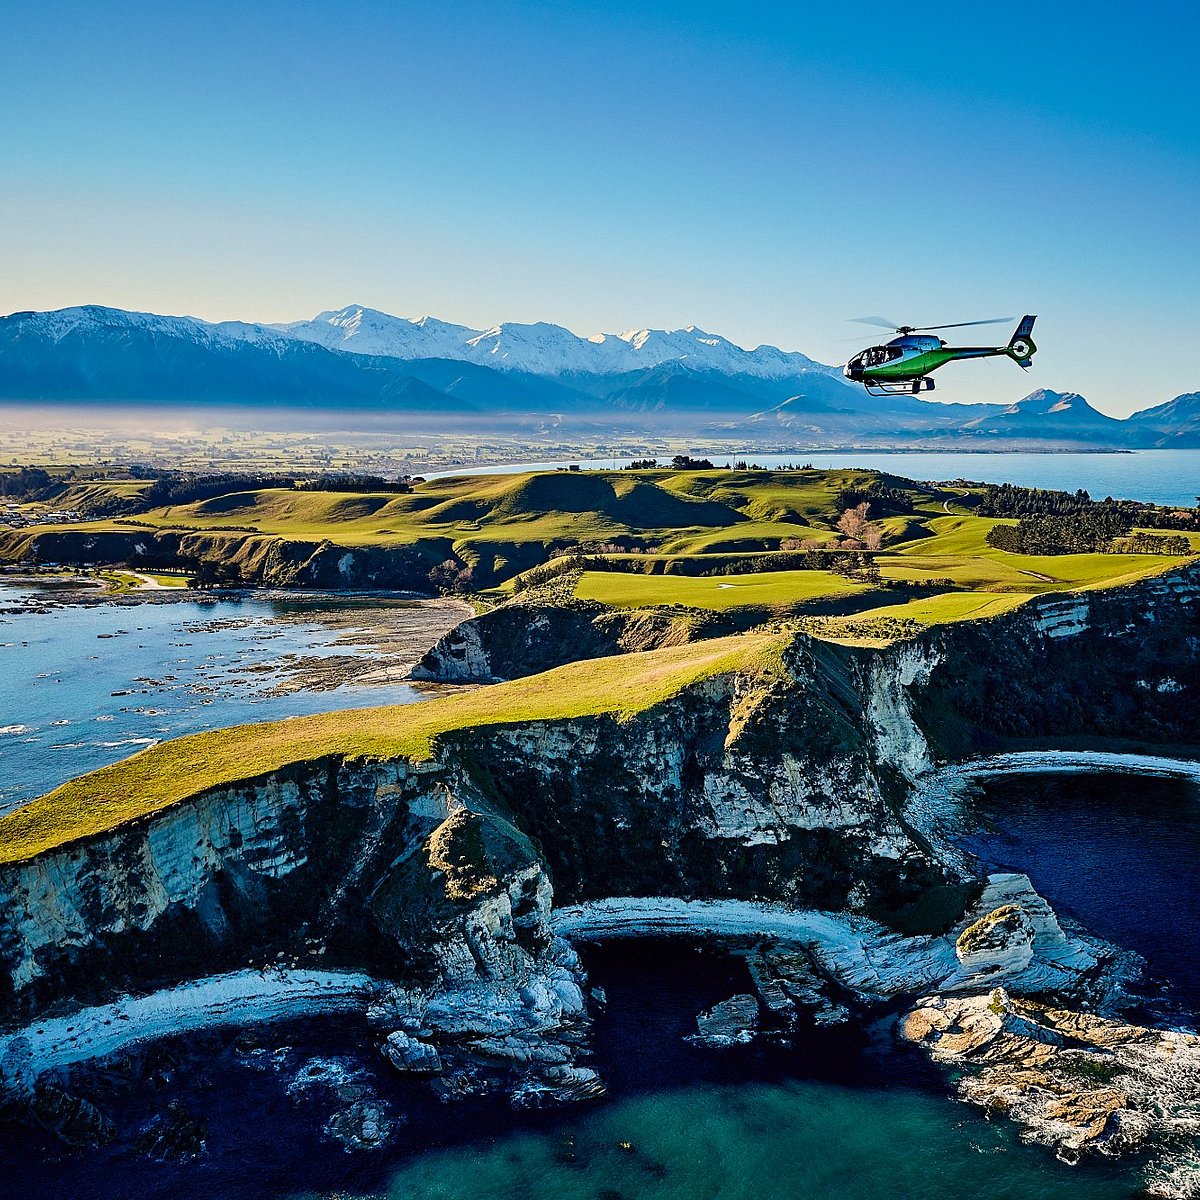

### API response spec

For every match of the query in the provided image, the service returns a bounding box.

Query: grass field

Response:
[4,469,1194,630]
[824,590,1035,630]
[6,467,948,558]
[574,568,869,611]
[892,516,1189,590]
[0,630,789,864]
[97,569,189,593]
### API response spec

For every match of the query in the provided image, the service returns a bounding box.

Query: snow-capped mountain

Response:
[278,305,835,380]
[1,303,1196,447]
[0,305,459,409]
[275,307,483,361]
[12,304,292,353]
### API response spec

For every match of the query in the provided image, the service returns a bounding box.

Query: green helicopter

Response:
[844,315,1037,395]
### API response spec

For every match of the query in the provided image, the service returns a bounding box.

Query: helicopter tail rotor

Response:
[1006,315,1038,368]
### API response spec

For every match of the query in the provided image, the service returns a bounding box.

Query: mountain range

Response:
[1,303,1197,448]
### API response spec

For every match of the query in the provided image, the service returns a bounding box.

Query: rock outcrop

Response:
[899,989,1200,1164]
[412,600,745,683]
[0,562,1197,1170]
[688,994,760,1046]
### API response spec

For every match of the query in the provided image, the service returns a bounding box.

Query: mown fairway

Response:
[574,568,870,611]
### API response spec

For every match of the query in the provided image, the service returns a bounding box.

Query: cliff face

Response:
[0,564,1196,1114]
[0,526,452,590]
[0,637,941,1025]
[902,565,1200,761]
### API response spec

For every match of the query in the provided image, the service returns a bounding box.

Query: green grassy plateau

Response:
[0,630,788,864]
[2,465,1195,859]
[6,466,1193,629]
[1,467,937,574]
[574,568,870,611]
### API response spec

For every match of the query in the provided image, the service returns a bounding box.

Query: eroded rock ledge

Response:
[900,990,1200,1172]
[0,565,1197,1171]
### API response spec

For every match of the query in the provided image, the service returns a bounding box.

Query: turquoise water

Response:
[430,448,1200,507]
[330,1082,1136,1200]
[0,941,1156,1200]
[0,584,437,809]
[291,936,1151,1200]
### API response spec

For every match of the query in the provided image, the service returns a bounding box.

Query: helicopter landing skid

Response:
[864,378,935,396]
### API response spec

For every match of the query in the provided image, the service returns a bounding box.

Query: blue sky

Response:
[3,1,1197,414]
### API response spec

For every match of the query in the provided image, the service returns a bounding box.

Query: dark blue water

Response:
[0,583,446,810]
[0,943,1143,1200]
[430,448,1200,507]
[962,771,1200,1017]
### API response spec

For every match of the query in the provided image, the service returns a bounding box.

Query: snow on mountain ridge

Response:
[7,305,291,353]
[281,304,836,379]
[7,303,838,381]
[277,305,482,361]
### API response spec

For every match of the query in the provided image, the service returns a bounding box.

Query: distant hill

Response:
[955,389,1128,444]
[1126,393,1200,448]
[1,304,1196,448]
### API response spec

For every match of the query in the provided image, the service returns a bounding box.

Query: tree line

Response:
[986,512,1192,556]
[979,482,1199,532]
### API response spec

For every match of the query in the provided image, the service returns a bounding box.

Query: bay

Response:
[962,772,1200,1017]
[0,583,461,810]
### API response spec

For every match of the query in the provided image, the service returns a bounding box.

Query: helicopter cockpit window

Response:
[863,346,901,368]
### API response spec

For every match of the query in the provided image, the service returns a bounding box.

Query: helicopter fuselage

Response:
[844,335,1008,384]
[844,316,1037,395]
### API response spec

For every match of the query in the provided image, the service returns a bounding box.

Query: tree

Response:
[837,502,869,540]
[187,560,220,589]
[428,558,474,593]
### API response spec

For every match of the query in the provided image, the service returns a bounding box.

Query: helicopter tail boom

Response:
[1006,315,1037,368]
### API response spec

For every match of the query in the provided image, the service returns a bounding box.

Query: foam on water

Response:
[0,586,440,809]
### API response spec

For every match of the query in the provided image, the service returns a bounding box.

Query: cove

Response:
[961,770,1200,1017]
[0,943,1146,1200]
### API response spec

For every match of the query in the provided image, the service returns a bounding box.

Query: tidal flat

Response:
[0,582,469,810]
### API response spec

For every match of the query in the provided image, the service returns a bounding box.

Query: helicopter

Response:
[843,315,1037,396]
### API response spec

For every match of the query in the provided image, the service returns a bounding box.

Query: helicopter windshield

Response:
[860,345,904,368]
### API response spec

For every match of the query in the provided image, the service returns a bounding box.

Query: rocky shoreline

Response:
[0,576,472,694]
[900,989,1200,1167]
[0,563,1197,1187]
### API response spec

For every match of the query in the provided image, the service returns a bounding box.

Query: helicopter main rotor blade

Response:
[914,317,1013,331]
[849,316,904,329]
